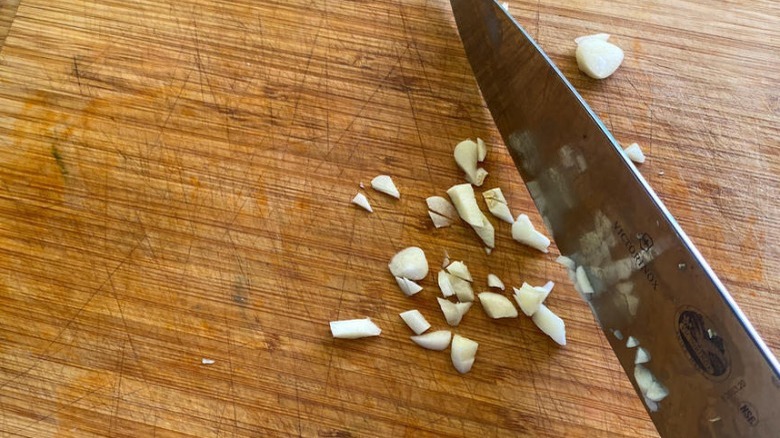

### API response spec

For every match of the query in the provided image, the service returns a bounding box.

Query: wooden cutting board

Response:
[0,0,776,436]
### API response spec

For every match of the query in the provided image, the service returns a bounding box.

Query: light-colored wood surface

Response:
[0,0,777,436]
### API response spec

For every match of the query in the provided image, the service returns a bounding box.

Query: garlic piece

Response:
[371,175,400,198]
[512,282,551,316]
[351,192,373,212]
[482,188,514,224]
[478,292,518,318]
[451,334,478,374]
[201,358,215,365]
[330,318,382,339]
[634,364,654,394]
[450,275,475,302]
[575,266,595,294]
[428,211,454,228]
[442,250,450,268]
[626,336,640,348]
[540,281,555,294]
[455,302,473,317]
[399,309,431,335]
[454,139,488,186]
[395,276,423,296]
[472,213,495,249]
[438,297,464,326]
[574,33,610,44]
[446,261,473,282]
[411,330,452,350]
[476,137,487,162]
[437,270,456,297]
[532,304,566,346]
[576,37,624,79]
[635,347,651,364]
[487,274,505,290]
[555,255,576,271]
[446,183,483,227]
[646,380,669,402]
[388,247,429,280]
[511,214,551,252]
[623,143,646,164]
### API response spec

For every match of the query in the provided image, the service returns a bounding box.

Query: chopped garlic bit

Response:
[532,304,566,346]
[575,266,595,294]
[555,255,576,271]
[575,35,624,79]
[455,302,473,317]
[574,33,610,45]
[427,196,458,228]
[487,274,505,290]
[447,183,483,227]
[540,281,555,294]
[399,309,431,335]
[450,275,475,302]
[634,364,669,402]
[411,330,452,350]
[476,137,487,162]
[371,175,400,198]
[388,247,429,281]
[472,212,496,249]
[623,143,646,164]
[478,292,518,319]
[612,329,624,341]
[451,334,478,374]
[201,358,216,365]
[454,139,488,186]
[438,297,466,326]
[351,192,373,212]
[442,250,450,268]
[511,214,551,252]
[395,276,423,296]
[500,2,509,12]
[330,318,382,339]
[482,187,514,224]
[512,282,551,316]
[626,336,640,348]
[446,261,473,282]
[635,347,651,364]
[438,270,456,297]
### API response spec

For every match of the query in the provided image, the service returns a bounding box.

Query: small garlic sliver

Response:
[446,260,473,282]
[487,273,505,290]
[399,309,431,335]
[371,175,400,198]
[330,318,382,339]
[351,192,373,212]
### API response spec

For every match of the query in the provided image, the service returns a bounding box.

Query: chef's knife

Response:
[449,0,779,436]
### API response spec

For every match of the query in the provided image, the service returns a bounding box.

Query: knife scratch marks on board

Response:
[0,241,140,392]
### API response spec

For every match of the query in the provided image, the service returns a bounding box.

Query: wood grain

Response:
[0,0,776,436]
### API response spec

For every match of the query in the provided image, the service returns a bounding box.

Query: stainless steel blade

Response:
[450,0,779,436]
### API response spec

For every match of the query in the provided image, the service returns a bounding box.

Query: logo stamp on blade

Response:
[676,308,730,380]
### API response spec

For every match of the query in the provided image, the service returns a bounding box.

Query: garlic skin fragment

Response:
[438,297,464,326]
[635,347,651,364]
[451,334,479,374]
[371,175,400,198]
[532,304,566,346]
[512,283,550,317]
[388,247,429,281]
[478,292,518,318]
[438,270,456,297]
[511,214,551,253]
[575,266,595,294]
[487,274,505,290]
[351,192,373,212]
[330,318,382,339]
[446,261,473,282]
[399,309,431,335]
[395,276,423,296]
[623,143,646,164]
[411,330,452,351]
[576,37,624,79]
[483,188,514,224]
[446,183,483,227]
[450,275,475,302]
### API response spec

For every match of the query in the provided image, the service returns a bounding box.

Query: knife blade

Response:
[449,0,780,436]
